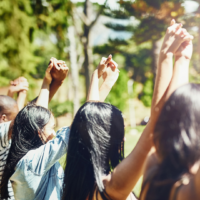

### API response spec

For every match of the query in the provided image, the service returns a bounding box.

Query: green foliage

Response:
[140,76,153,107]
[105,69,129,111]
[95,0,185,108]
[0,0,36,86]
[49,100,73,118]
[0,0,72,87]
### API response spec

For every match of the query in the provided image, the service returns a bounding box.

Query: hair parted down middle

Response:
[62,102,125,200]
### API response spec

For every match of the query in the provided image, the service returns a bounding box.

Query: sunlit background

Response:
[1,0,200,133]
[1,0,200,196]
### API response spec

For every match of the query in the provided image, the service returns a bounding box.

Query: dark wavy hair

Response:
[140,83,200,200]
[0,105,51,199]
[62,102,124,200]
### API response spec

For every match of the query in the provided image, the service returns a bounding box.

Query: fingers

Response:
[50,57,67,71]
[47,60,54,72]
[105,54,112,65]
[19,86,29,91]
[60,64,69,73]
[170,19,175,26]
[51,57,60,70]
[183,34,194,42]
[109,60,118,69]
[171,23,182,33]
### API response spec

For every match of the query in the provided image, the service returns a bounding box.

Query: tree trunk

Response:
[68,26,80,116]
[83,0,93,96]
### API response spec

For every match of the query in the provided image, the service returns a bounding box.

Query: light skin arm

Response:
[87,55,117,102]
[99,58,119,102]
[151,20,177,113]
[16,77,29,110]
[103,120,153,200]
[7,77,28,98]
[87,69,100,101]
[141,28,193,200]
[17,90,27,111]
[36,60,54,108]
[7,77,29,110]
[153,35,193,119]
[102,22,193,200]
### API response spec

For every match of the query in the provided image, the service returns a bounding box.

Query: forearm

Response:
[7,90,14,98]
[151,53,173,114]
[87,70,99,101]
[16,91,27,111]
[106,121,153,199]
[99,82,112,102]
[49,80,63,102]
[165,56,189,100]
[36,80,50,108]
[151,56,190,124]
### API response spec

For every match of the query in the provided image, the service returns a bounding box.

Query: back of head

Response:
[62,102,124,200]
[142,83,200,200]
[0,104,51,199]
[0,95,18,122]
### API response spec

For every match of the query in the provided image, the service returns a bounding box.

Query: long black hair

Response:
[0,105,51,199]
[62,102,125,200]
[140,83,200,200]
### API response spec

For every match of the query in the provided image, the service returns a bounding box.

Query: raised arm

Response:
[99,57,119,102]
[140,28,193,200]
[49,57,69,102]
[7,77,29,110]
[153,28,193,120]
[102,22,193,200]
[87,55,119,102]
[16,77,29,110]
[151,19,179,113]
[36,60,54,108]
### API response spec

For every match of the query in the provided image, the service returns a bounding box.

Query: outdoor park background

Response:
[1,0,200,196]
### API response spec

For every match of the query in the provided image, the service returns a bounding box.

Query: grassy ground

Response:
[59,125,145,197]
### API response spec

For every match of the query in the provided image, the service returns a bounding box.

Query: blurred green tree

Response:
[95,0,185,107]
[72,0,108,96]
[0,0,36,86]
[30,0,73,79]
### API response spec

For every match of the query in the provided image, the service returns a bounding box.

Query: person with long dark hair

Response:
[0,58,70,200]
[62,19,194,200]
[0,55,118,200]
[62,58,149,199]
[139,21,197,200]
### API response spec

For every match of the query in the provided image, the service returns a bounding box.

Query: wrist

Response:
[102,80,113,89]
[18,90,27,95]
[51,79,63,87]
[7,89,14,98]
[93,69,98,76]
[159,51,173,61]
[42,79,51,88]
[175,55,191,62]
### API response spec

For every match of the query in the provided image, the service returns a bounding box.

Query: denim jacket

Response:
[10,126,70,200]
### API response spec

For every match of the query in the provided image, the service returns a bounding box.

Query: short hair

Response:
[0,95,17,116]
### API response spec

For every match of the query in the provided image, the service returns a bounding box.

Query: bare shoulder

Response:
[143,148,159,181]
[169,176,199,200]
